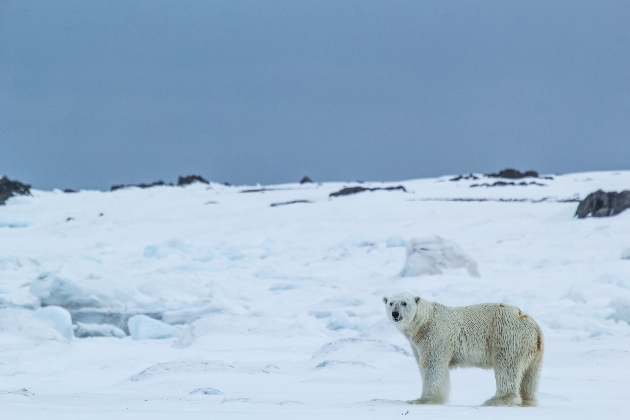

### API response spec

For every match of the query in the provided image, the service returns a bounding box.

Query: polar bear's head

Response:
[383,292,420,326]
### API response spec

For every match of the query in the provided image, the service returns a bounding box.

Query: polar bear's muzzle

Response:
[392,311,402,322]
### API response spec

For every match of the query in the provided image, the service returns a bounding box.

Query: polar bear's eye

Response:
[389,302,393,306]
[402,302,407,307]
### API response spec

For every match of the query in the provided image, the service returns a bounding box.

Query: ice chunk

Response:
[30,273,101,308]
[0,308,66,342]
[29,272,157,316]
[400,236,480,277]
[127,315,178,340]
[70,308,146,334]
[161,304,224,325]
[33,306,73,340]
[607,299,630,325]
[621,248,630,260]
[74,322,126,338]
[385,235,406,248]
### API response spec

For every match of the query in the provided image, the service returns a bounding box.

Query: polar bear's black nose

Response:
[392,311,400,319]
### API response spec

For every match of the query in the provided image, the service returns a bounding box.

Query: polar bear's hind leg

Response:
[519,353,542,406]
[483,361,524,407]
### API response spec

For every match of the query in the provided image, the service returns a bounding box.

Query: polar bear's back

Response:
[436,302,542,369]
[442,303,500,368]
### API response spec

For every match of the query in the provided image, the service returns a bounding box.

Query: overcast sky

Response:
[1,1,629,190]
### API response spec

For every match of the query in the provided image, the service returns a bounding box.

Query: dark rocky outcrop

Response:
[300,176,313,184]
[470,181,546,188]
[240,188,276,193]
[329,185,406,197]
[111,175,210,191]
[486,169,539,179]
[0,176,31,205]
[110,181,171,191]
[450,174,479,181]
[270,200,312,207]
[177,175,209,186]
[417,196,580,203]
[575,190,630,218]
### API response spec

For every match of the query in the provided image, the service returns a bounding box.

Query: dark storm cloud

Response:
[1,1,629,190]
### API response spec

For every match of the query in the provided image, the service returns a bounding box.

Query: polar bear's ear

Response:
[415,296,421,304]
[382,297,388,304]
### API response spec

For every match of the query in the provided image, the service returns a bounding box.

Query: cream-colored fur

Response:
[383,292,543,407]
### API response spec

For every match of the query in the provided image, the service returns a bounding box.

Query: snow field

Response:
[0,171,629,418]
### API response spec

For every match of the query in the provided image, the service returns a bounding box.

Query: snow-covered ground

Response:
[1,171,629,419]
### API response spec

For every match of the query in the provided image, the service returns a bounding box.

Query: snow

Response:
[0,171,629,418]
[0,218,29,228]
[189,387,223,395]
[386,235,406,248]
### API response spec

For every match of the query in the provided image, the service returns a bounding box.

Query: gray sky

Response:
[1,1,629,191]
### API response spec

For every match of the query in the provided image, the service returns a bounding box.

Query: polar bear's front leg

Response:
[408,358,450,405]
[411,346,422,370]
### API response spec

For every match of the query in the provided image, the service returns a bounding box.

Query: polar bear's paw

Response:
[406,397,443,405]
[482,395,521,407]
[519,399,538,407]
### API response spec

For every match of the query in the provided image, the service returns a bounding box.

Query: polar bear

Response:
[383,292,543,406]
